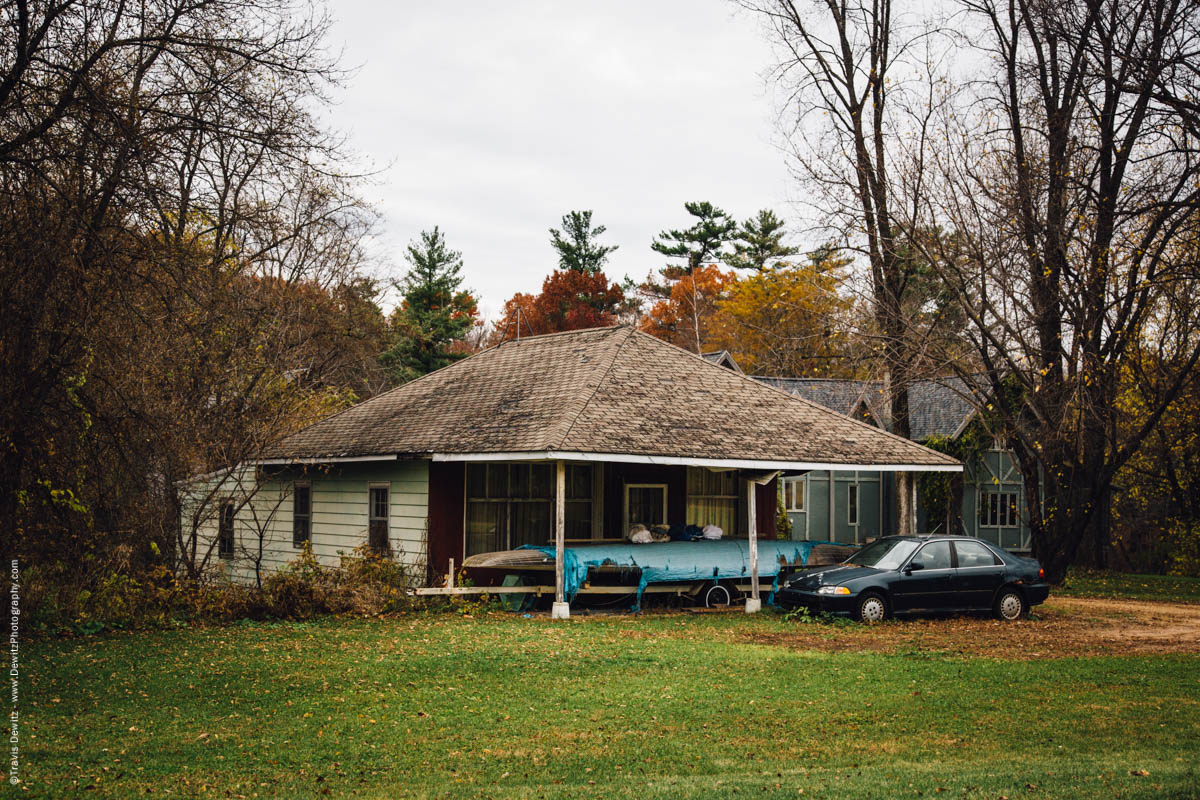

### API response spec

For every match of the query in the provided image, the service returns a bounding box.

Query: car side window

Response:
[910,541,953,570]
[954,540,1001,568]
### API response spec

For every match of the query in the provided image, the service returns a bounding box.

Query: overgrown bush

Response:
[28,543,422,635]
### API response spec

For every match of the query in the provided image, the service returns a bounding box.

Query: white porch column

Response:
[551,460,570,619]
[746,479,761,613]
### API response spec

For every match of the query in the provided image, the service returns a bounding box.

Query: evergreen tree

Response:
[725,209,800,271]
[381,227,477,383]
[645,201,736,352]
[650,201,736,282]
[549,210,618,274]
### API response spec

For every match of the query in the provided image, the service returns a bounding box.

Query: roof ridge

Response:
[629,330,958,464]
[552,326,636,449]
[493,323,629,347]
[752,375,879,386]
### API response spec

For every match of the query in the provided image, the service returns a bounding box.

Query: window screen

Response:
[465,463,561,555]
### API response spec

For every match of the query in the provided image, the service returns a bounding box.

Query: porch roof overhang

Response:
[430,450,962,473]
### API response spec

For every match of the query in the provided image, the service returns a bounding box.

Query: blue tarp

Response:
[519,539,842,610]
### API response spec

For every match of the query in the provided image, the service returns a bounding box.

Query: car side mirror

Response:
[906,562,924,574]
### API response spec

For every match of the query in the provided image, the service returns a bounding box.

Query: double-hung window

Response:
[292,482,311,547]
[783,477,805,512]
[368,483,390,553]
[218,501,235,559]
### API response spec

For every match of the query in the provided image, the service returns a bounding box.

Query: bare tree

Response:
[916,0,1200,579]
[737,0,955,533]
[0,1,376,580]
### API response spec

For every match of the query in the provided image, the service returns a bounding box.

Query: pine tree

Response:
[549,210,618,274]
[646,202,736,352]
[650,201,736,281]
[725,209,800,272]
[381,227,477,383]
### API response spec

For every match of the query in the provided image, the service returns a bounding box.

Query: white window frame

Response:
[218,499,235,559]
[368,481,391,552]
[292,481,312,548]
[624,483,668,530]
[783,477,806,512]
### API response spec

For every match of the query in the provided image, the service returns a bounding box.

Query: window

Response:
[368,484,389,554]
[954,539,1001,568]
[848,484,859,526]
[565,464,594,540]
[686,468,737,533]
[979,490,1019,528]
[626,484,668,530]
[218,501,235,559]
[466,463,555,556]
[910,540,952,570]
[783,477,805,512]
[292,483,311,547]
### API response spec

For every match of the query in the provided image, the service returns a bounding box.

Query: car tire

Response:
[855,592,888,623]
[993,587,1028,621]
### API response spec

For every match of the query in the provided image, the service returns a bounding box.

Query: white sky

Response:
[326,0,798,319]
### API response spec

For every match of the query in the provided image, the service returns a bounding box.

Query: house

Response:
[183,326,960,615]
[754,376,1031,552]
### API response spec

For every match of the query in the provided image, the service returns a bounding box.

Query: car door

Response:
[952,539,1006,609]
[892,540,955,611]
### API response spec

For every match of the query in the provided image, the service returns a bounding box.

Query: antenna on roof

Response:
[498,303,536,344]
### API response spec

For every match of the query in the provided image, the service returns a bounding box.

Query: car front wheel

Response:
[856,592,888,623]
[993,588,1028,621]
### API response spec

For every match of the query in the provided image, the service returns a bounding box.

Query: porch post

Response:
[551,460,570,619]
[746,479,762,613]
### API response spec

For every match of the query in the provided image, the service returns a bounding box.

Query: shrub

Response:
[31,541,422,634]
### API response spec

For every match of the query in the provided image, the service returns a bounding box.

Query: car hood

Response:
[786,564,883,589]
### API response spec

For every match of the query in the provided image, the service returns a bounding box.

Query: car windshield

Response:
[846,539,920,570]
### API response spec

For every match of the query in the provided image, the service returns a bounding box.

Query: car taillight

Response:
[1038,568,1044,580]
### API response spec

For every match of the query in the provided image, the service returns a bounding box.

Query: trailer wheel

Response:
[704,583,731,608]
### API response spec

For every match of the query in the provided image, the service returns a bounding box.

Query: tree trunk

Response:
[897,472,914,535]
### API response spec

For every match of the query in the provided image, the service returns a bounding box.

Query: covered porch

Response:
[419,451,949,617]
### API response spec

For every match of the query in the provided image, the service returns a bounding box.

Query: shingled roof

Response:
[753,375,978,441]
[264,326,959,470]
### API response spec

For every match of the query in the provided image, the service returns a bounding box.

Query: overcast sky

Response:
[327,0,797,318]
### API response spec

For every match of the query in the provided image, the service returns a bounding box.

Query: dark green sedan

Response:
[775,535,1050,622]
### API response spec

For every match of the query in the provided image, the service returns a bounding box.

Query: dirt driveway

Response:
[744,596,1200,659]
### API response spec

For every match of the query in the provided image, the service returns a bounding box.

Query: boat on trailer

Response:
[455,539,859,610]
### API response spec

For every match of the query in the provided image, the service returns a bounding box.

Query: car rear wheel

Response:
[993,588,1028,621]
[856,592,888,623]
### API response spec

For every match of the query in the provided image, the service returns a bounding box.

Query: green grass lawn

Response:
[26,611,1200,800]
[1059,569,1200,603]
